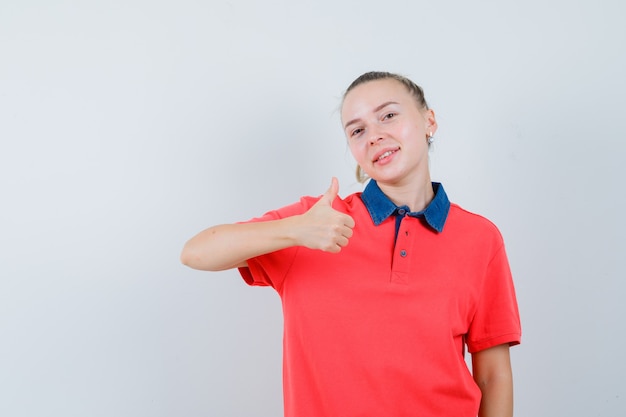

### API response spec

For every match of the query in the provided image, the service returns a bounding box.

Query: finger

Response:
[330,245,342,253]
[342,214,356,228]
[324,242,342,253]
[336,235,349,248]
[341,226,354,239]
[321,177,339,206]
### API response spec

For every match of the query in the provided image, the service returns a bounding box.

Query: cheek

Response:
[398,122,419,137]
[395,123,424,146]
[347,140,367,162]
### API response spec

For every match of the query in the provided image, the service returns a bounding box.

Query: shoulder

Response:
[447,203,505,246]
[300,191,364,211]
[248,191,364,221]
[332,191,365,211]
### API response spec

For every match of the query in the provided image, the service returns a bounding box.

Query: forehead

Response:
[341,79,413,118]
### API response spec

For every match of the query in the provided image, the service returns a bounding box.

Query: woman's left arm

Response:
[472,344,514,417]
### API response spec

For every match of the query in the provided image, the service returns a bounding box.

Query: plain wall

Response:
[1,0,624,416]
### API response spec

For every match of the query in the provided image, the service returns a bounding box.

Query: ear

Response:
[424,109,438,135]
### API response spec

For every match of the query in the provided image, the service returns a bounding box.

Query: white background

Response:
[1,0,624,416]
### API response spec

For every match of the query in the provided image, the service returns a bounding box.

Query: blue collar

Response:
[360,180,450,233]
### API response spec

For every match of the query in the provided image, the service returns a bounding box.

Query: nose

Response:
[368,128,384,145]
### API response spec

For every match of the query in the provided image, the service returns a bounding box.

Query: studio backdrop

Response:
[1,1,624,416]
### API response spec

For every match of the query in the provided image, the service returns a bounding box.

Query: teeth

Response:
[377,150,394,161]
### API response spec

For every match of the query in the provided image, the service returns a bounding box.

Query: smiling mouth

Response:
[375,149,398,162]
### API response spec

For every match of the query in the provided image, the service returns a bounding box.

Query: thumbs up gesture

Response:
[296,178,355,253]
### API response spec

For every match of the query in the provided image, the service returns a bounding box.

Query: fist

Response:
[298,177,355,253]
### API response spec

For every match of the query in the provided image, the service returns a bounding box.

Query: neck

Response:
[377,176,434,212]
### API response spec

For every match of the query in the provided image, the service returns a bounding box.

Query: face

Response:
[341,79,437,186]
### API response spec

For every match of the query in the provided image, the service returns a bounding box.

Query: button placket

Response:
[397,209,409,259]
[391,215,414,284]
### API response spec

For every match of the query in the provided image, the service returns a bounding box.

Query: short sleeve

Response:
[237,196,319,291]
[466,243,521,353]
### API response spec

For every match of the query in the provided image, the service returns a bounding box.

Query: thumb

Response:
[321,177,339,206]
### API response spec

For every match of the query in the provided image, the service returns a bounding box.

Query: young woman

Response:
[181,71,521,417]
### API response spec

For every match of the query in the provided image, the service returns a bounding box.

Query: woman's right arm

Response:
[180,178,355,272]
[181,218,303,271]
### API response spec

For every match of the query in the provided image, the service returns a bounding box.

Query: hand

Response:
[296,177,355,253]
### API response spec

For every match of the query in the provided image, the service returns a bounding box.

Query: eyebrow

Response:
[343,101,399,130]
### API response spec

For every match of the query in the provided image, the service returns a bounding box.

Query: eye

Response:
[350,127,364,137]
[383,112,396,120]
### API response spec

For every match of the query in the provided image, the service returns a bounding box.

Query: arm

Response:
[180,178,355,271]
[472,344,514,417]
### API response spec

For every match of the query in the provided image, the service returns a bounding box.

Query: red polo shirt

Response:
[239,181,521,417]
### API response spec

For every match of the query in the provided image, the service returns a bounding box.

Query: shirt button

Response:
[400,250,407,257]
[398,209,406,215]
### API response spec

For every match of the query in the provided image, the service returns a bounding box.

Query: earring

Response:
[427,132,434,144]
